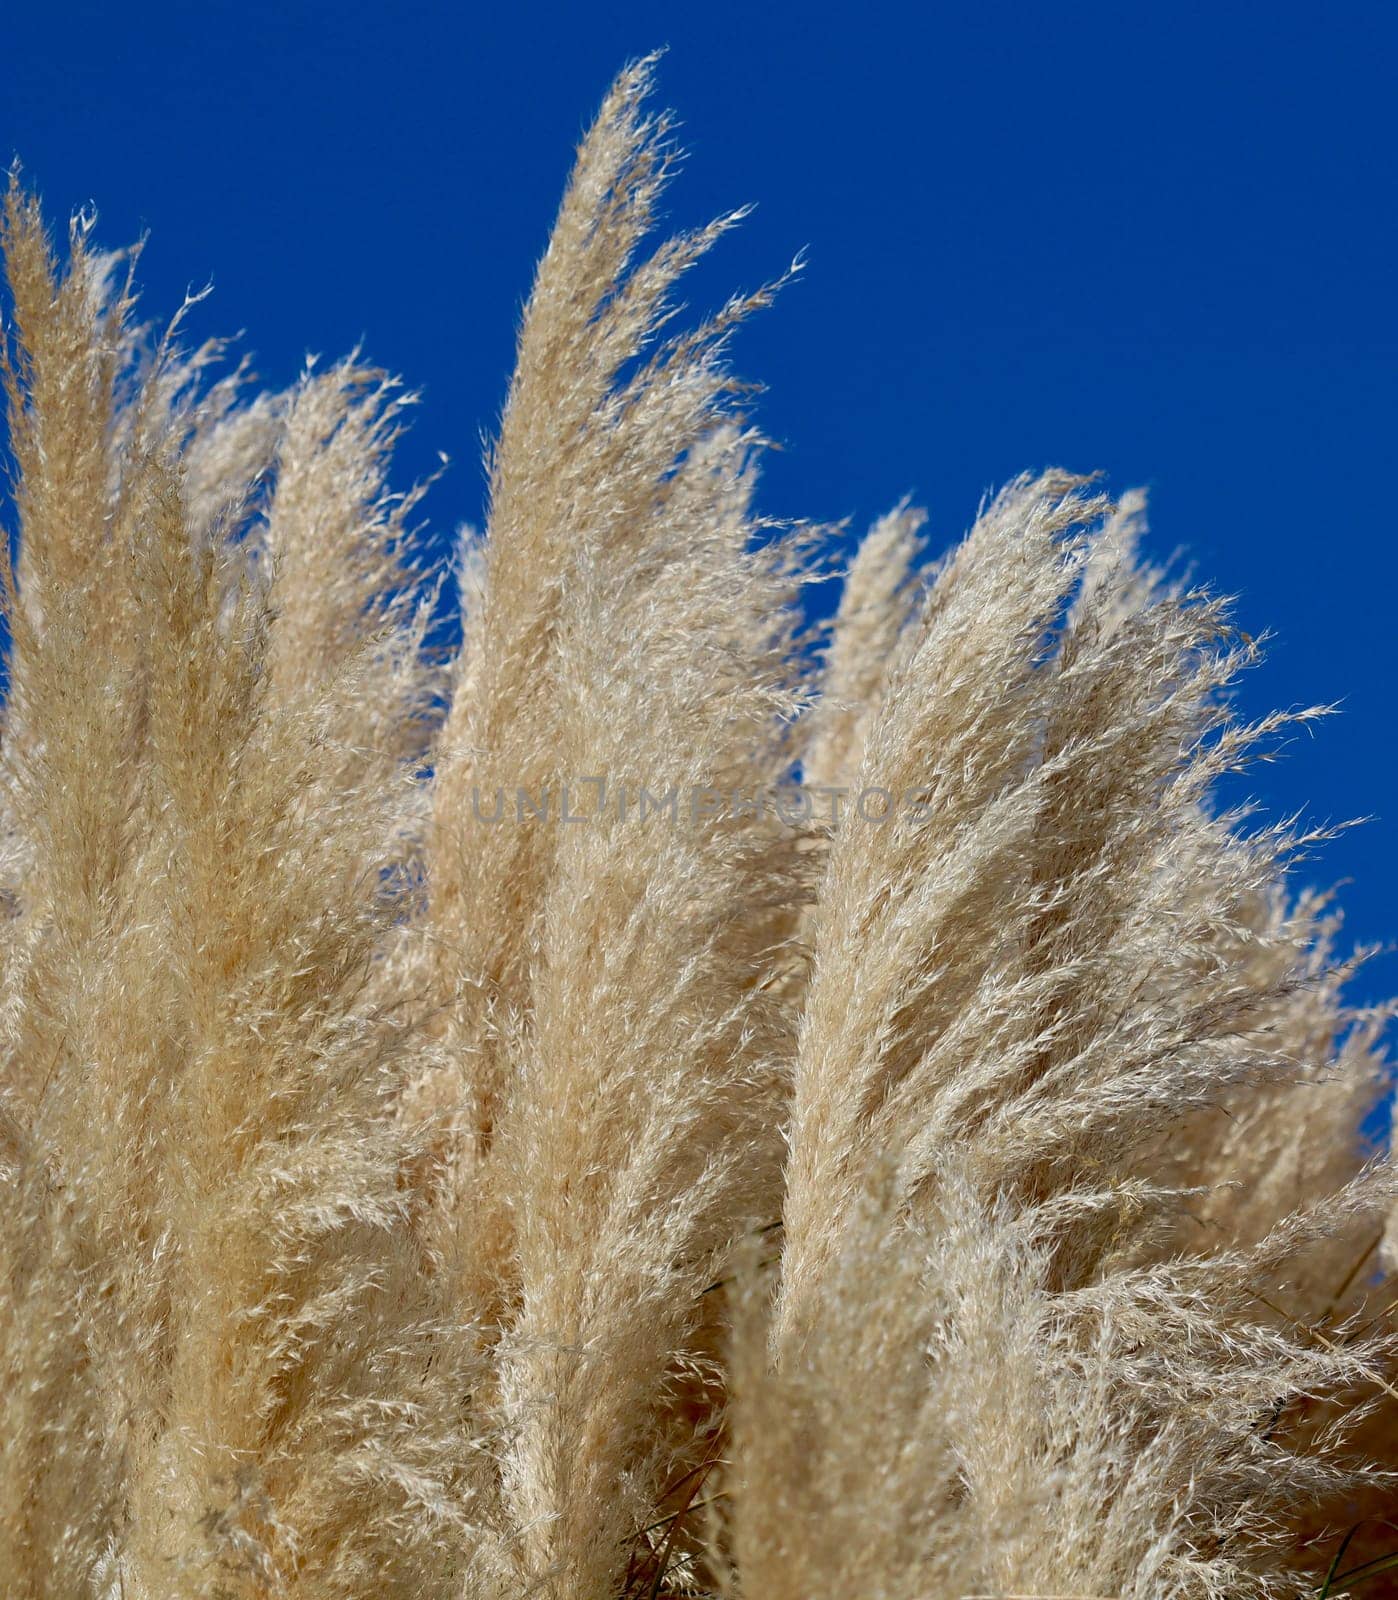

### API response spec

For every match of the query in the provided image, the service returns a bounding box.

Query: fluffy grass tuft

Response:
[1,58,1395,1600]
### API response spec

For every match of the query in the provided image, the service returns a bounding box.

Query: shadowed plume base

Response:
[1,55,1396,1600]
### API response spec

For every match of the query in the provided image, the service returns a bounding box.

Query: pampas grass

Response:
[2,55,1395,1600]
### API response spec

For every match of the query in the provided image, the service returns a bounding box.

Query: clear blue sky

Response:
[3,1,1395,989]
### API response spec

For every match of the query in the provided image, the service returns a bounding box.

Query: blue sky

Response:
[3,1,1395,988]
